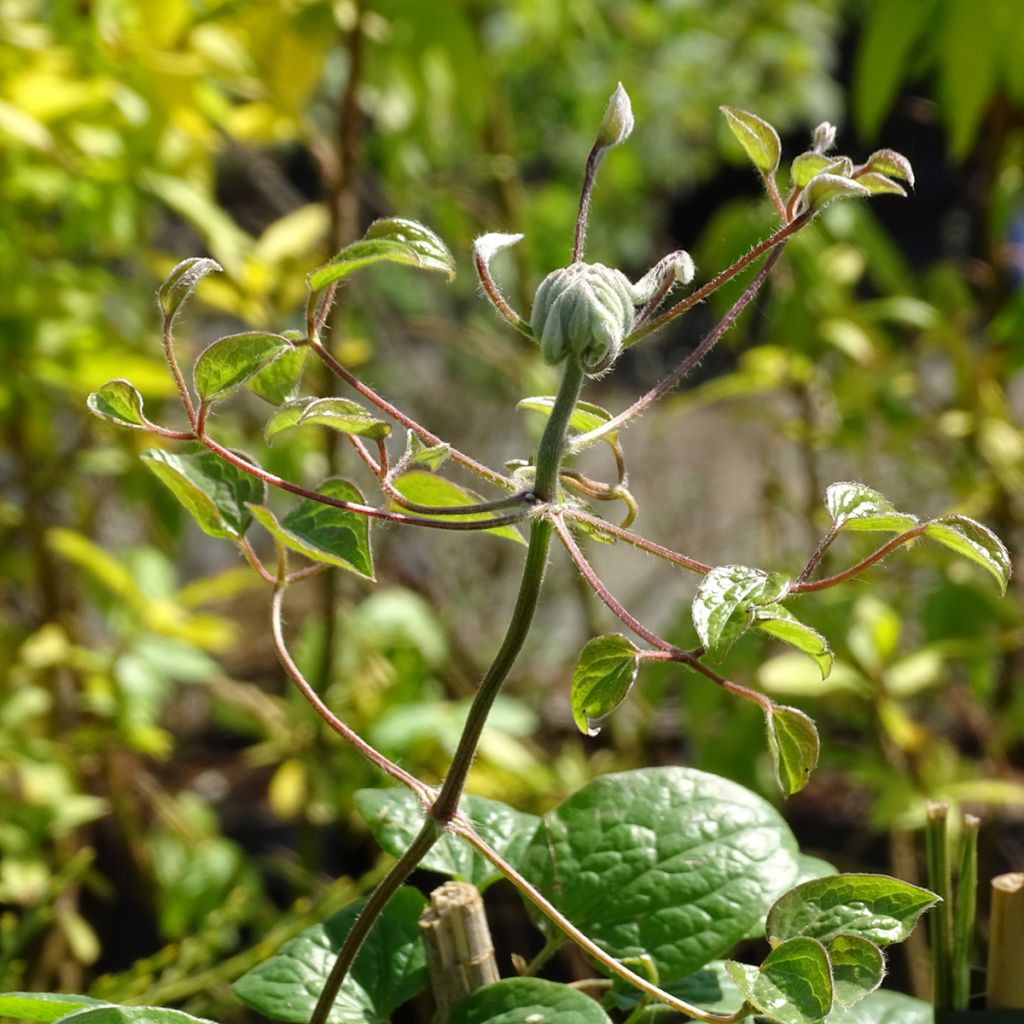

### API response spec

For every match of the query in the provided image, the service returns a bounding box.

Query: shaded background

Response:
[2,0,1023,1018]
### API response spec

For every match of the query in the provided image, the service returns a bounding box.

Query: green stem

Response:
[952,814,980,1009]
[926,802,953,1009]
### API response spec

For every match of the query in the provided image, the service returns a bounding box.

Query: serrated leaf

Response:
[355,789,538,891]
[308,217,454,292]
[87,380,148,430]
[720,106,781,175]
[193,332,292,403]
[924,515,1011,594]
[854,173,907,197]
[802,173,871,212]
[450,978,613,1024]
[142,448,265,540]
[862,149,915,188]
[248,478,374,579]
[825,482,918,533]
[403,430,450,470]
[827,935,886,1010]
[756,605,833,679]
[692,566,792,661]
[826,989,931,1024]
[246,345,308,405]
[521,767,801,981]
[570,634,640,735]
[726,937,833,1024]
[157,257,222,322]
[765,704,820,797]
[766,874,939,948]
[232,887,427,1024]
[390,471,524,545]
[518,396,617,449]
[0,993,110,1023]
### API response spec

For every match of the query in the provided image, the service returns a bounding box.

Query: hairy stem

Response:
[161,316,197,427]
[790,525,927,593]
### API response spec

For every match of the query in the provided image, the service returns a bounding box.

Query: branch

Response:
[790,525,927,593]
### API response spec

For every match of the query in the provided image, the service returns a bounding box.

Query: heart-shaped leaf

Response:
[725,937,833,1024]
[765,704,820,797]
[692,565,791,661]
[570,634,640,735]
[825,482,918,533]
[194,332,292,403]
[827,934,886,1009]
[449,978,613,1024]
[924,514,1010,594]
[87,380,149,430]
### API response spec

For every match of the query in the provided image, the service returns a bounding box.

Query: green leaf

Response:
[0,993,110,1023]
[390,471,524,545]
[826,989,931,1024]
[861,149,915,188]
[720,106,781,175]
[825,482,918,533]
[854,173,906,197]
[924,514,1011,594]
[827,935,886,1010]
[265,397,391,445]
[802,174,871,212]
[766,874,939,947]
[264,398,314,444]
[142,448,265,540]
[521,767,801,981]
[449,978,613,1024]
[403,430,451,470]
[725,937,833,1024]
[755,605,833,679]
[608,962,745,1018]
[765,704,820,797]
[570,634,640,735]
[193,332,292,403]
[692,566,791,661]
[517,396,617,450]
[157,257,222,323]
[355,789,539,891]
[308,218,455,292]
[790,153,835,188]
[246,345,308,405]
[248,478,374,579]
[87,380,149,430]
[59,1011,214,1024]
[233,887,427,1024]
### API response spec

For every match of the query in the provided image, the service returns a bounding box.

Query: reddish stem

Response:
[791,526,928,593]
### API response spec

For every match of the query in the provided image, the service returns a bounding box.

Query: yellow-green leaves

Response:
[570,634,640,735]
[720,106,781,175]
[390,472,524,544]
[825,481,917,533]
[518,395,617,453]
[924,514,1011,595]
[157,257,222,324]
[193,332,293,403]
[87,379,148,431]
[766,705,820,796]
[0,992,111,1021]
[264,397,391,445]
[755,605,833,679]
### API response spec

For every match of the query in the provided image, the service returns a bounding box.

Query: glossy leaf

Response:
[403,430,451,470]
[308,218,454,292]
[765,704,820,797]
[157,257,222,323]
[924,514,1011,594]
[450,978,613,1024]
[521,767,801,981]
[827,935,886,1010]
[233,887,427,1024]
[193,332,292,403]
[518,395,617,449]
[608,962,744,1017]
[59,1011,215,1024]
[725,937,833,1024]
[390,471,524,544]
[825,482,918,533]
[355,789,538,891]
[248,478,374,579]
[766,874,939,947]
[826,989,931,1024]
[720,106,781,175]
[87,380,148,430]
[755,605,833,679]
[692,566,791,661]
[802,173,871,212]
[0,993,110,1023]
[246,345,308,405]
[142,448,265,540]
[265,397,390,444]
[570,634,640,735]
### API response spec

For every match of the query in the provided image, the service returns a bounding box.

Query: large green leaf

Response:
[521,767,801,981]
[248,478,374,579]
[824,482,917,533]
[390,471,524,544]
[608,962,744,1018]
[720,106,781,175]
[755,605,833,679]
[449,978,612,1024]
[726,937,833,1024]
[827,935,885,1010]
[265,397,390,444]
[765,704,820,797]
[87,380,149,431]
[355,789,539,891]
[570,634,640,735]
[157,257,222,323]
[308,218,455,292]
[766,874,939,947]
[924,515,1010,594]
[59,1011,215,1024]
[0,993,110,1023]
[193,332,292,403]
[142,448,265,540]
[692,566,791,661]
[232,887,427,1024]
[826,989,931,1024]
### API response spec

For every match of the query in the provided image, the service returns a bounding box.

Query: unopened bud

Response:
[596,83,634,151]
[812,121,837,154]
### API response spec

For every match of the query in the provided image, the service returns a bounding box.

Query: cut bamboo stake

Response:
[986,872,1024,1009]
[951,814,980,1009]
[419,881,500,1023]
[926,802,953,1008]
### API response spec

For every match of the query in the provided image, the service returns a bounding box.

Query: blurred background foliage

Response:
[1,0,1023,1018]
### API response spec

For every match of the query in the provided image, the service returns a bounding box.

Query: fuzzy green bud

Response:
[530,262,635,375]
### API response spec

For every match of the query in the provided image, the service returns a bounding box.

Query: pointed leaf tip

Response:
[158,257,222,322]
[570,634,640,735]
[766,704,820,796]
[87,379,148,430]
[924,514,1011,594]
[720,106,781,175]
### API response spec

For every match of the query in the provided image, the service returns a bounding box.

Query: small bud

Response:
[811,121,837,154]
[530,263,635,376]
[632,250,695,305]
[596,83,634,151]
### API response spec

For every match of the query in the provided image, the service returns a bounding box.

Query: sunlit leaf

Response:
[755,605,833,678]
[725,937,833,1024]
[0,992,110,1022]
[518,395,617,450]
[827,935,886,1010]
[765,704,820,796]
[861,149,915,188]
[193,332,292,403]
[87,380,149,431]
[246,344,308,405]
[825,482,918,533]
[403,430,450,470]
[692,565,791,661]
[720,106,781,175]
[854,173,907,197]
[924,514,1011,594]
[450,978,613,1024]
[802,173,871,212]
[570,634,640,736]
[157,257,222,323]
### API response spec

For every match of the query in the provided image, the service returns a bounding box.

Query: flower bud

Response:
[530,263,635,375]
[812,121,837,154]
[596,82,634,151]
